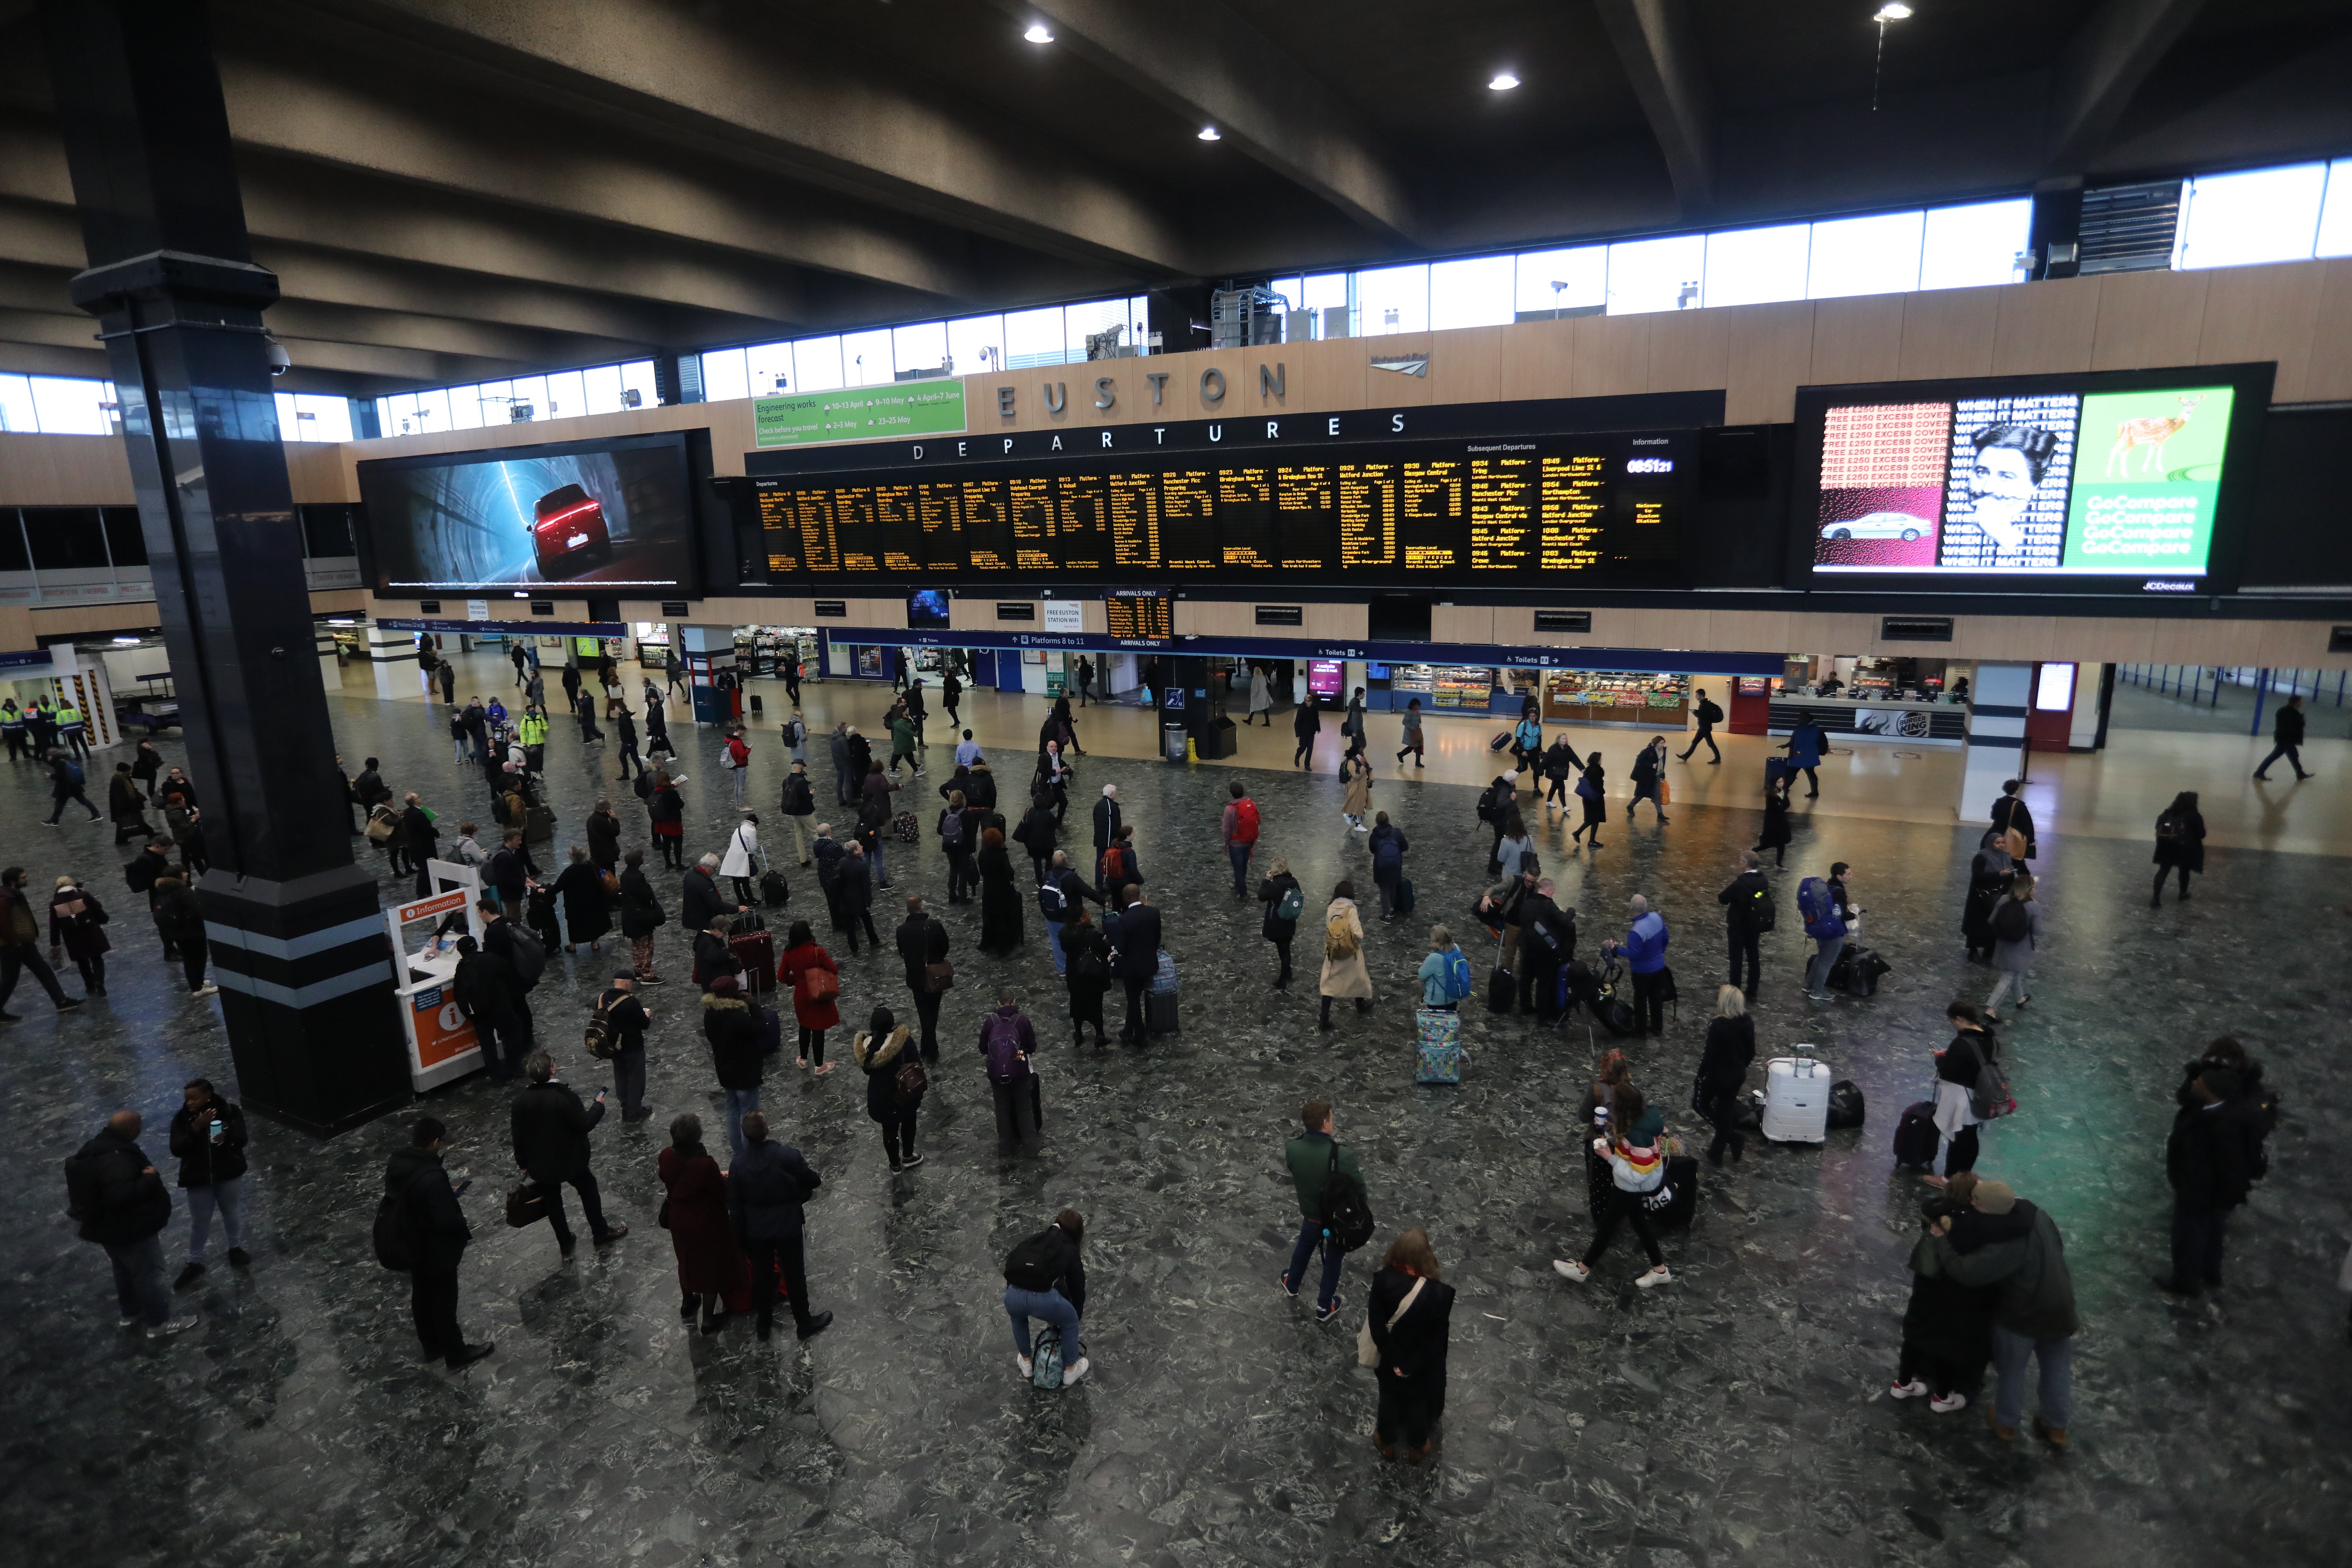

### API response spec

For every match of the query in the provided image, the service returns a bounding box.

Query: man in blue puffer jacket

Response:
[1608,894,1672,1036]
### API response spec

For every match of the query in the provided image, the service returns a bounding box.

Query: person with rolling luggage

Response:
[1554,1084,1673,1289]
[1797,870,1848,1004]
[1693,986,1756,1167]
[1412,926,1471,1084]
[1924,1001,2000,1188]
[1471,872,1530,1016]
[1258,858,1304,989]
[1317,882,1373,1032]
[1416,925,1473,1015]
[1281,1099,1368,1323]
[1605,895,1671,1037]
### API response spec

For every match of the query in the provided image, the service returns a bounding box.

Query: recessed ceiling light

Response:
[1197,125,1221,141]
[1875,2,1911,18]
[1489,72,1520,91]
[1023,21,1053,43]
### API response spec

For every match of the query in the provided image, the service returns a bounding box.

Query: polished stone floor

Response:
[3,648,2348,1568]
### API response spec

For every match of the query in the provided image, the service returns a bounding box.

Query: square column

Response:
[1958,662,2033,825]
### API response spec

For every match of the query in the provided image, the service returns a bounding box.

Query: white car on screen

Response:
[1822,511,1929,542]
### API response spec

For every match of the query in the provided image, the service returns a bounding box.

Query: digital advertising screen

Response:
[358,432,697,593]
[1798,366,2268,589]
[751,428,1694,587]
[906,588,951,628]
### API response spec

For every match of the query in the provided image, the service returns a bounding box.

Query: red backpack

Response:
[1231,798,1260,844]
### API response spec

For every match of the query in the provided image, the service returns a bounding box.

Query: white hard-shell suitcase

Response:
[1760,1055,1831,1143]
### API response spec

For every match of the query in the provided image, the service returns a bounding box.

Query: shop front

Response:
[1766,654,1974,745]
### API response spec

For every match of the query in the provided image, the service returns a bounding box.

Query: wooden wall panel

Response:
[1362,334,1437,407]
[1722,302,1815,424]
[2090,269,2212,372]
[1432,604,1495,644]
[2303,259,2352,403]
[0,433,134,504]
[1570,313,1652,400]
[1421,326,1504,408]
[1808,294,1907,387]
[1647,307,1731,396]
[1992,276,2101,375]
[1897,287,2000,382]
[1704,609,1796,652]
[2197,262,2324,402]
[1303,602,1369,640]
[2052,618,2158,664]
[1494,317,1576,402]
[1282,338,1368,416]
[1175,600,1252,637]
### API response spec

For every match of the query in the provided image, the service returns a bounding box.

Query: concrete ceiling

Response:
[0,0,2345,398]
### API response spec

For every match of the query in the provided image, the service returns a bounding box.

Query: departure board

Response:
[755,429,1691,585]
[1104,590,1173,643]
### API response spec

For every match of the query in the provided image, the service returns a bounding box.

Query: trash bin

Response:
[1163,723,1189,762]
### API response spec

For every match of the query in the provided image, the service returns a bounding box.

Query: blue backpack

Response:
[1442,948,1474,1002]
[1797,876,1843,938]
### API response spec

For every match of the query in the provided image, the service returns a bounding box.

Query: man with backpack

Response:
[1680,687,1724,764]
[1518,877,1576,1022]
[1222,780,1261,901]
[979,988,1044,1155]
[43,747,101,825]
[779,760,817,866]
[478,897,544,1056]
[1002,1209,1089,1385]
[1606,895,1672,1036]
[2156,1066,2267,1299]
[1798,871,1849,1003]
[381,1116,492,1370]
[1716,850,1772,998]
[65,1108,192,1338]
[1281,1099,1369,1325]
[1037,849,1100,977]
[593,970,653,1122]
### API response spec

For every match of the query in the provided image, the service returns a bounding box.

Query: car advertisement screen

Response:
[359,434,695,592]
[1810,382,2235,579]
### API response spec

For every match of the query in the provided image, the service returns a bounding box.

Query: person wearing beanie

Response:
[2156,1066,2264,1297]
[852,1004,925,1172]
[1926,1180,2077,1446]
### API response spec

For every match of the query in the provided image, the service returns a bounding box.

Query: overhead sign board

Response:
[754,383,968,449]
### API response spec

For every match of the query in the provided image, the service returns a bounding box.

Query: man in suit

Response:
[894,894,951,1061]
[508,1051,628,1255]
[1112,887,1162,1045]
[387,1116,492,1370]
[1091,785,1122,893]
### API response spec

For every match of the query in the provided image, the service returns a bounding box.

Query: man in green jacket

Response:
[1927,1179,2077,1446]
[888,710,920,778]
[1281,1099,1364,1324]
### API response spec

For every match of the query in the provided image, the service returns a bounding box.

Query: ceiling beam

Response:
[1592,0,1716,217]
[266,0,1192,276]
[2044,0,2209,172]
[997,0,1419,246]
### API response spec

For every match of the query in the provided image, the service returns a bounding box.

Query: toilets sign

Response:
[755,383,967,448]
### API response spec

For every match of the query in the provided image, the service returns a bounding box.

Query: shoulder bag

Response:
[1356,1276,1427,1368]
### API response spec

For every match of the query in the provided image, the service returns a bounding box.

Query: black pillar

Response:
[43,0,408,1136]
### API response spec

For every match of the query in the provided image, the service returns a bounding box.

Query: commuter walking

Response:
[613,705,643,781]
[595,971,652,1122]
[828,721,854,806]
[585,799,622,874]
[727,1112,831,1342]
[659,1113,748,1334]
[777,919,841,1073]
[1367,812,1409,921]
[2155,1065,2263,1297]
[852,1006,925,1170]
[1925,1002,1999,1187]
[1247,665,1272,727]
[65,1109,192,1337]
[47,874,111,997]
[1511,708,1542,776]
[43,747,101,825]
[1340,751,1373,832]
[1539,735,1580,817]
[1628,736,1670,823]
[1606,895,1671,1036]
[1223,780,1261,899]
[1317,881,1373,1031]
[508,1052,628,1254]
[2152,791,2206,905]
[107,762,153,844]
[894,894,950,1060]
[1554,1084,1673,1288]
[1923,1180,2076,1445]
[1281,1098,1364,1323]
[618,850,667,984]
[1694,986,1756,1166]
[1395,696,1424,765]
[979,988,1044,1155]
[1782,711,1827,798]
[146,871,214,997]
[1571,754,1607,849]
[701,975,766,1155]
[1002,1209,1090,1384]
[1292,692,1321,769]
[976,828,1021,956]
[1755,783,1792,867]
[1680,687,1723,763]
[1492,810,1534,884]
[1984,874,2039,1022]
[167,1078,250,1287]
[1112,889,1162,1044]
[1367,1229,1455,1464]
[2252,693,2311,780]
[649,771,686,869]
[1717,850,1769,997]
[1039,849,1099,976]
[1989,778,2036,859]
[1259,858,1303,988]
[1961,827,2018,960]
[1014,789,1058,887]
[1060,904,1112,1046]
[722,727,751,805]
[386,1116,492,1368]
[401,792,438,898]
[1090,785,1122,891]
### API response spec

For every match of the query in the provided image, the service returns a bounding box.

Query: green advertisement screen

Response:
[754,383,966,449]
[2060,385,2234,573]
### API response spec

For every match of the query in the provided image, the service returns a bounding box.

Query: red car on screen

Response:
[529,484,610,576]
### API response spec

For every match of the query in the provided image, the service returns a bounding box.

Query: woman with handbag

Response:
[1554,1085,1673,1289]
[1570,754,1607,850]
[1924,1002,2000,1188]
[776,918,841,1074]
[851,1005,925,1171]
[1060,905,1113,1048]
[1364,1228,1455,1464]
[657,1113,750,1335]
[719,811,763,907]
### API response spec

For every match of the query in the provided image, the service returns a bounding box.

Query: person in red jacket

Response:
[776,919,841,1074]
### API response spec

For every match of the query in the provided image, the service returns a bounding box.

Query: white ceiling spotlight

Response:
[1023,21,1054,43]
[1488,71,1520,92]
[1197,125,1222,141]
[1871,1,1912,111]
[1874,2,1912,18]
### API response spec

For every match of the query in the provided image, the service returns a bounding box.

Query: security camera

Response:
[264,333,291,375]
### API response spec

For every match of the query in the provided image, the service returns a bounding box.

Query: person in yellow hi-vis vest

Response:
[518,707,550,773]
[55,702,88,759]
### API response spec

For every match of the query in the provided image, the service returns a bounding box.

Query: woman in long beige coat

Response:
[1318,882,1374,1030]
[1341,754,1373,831]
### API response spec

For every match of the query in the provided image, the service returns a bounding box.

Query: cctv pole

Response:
[41,0,408,1133]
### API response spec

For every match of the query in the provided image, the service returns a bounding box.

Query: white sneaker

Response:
[117,1314,139,1329]
[1016,1354,1032,1379]
[1062,1356,1090,1385]
[1890,1378,1929,1400]
[1634,1266,1673,1289]
[1552,1259,1590,1283]
[148,1314,198,1337]
[191,984,219,998]
[1930,1392,1968,1413]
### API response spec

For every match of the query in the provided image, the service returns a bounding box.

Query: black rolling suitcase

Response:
[1893,1100,1940,1169]
[1829,943,1889,997]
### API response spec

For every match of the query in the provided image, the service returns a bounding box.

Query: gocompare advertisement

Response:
[1812,383,2235,578]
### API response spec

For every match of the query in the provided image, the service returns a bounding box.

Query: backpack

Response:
[1003,1227,1064,1292]
[1070,939,1108,980]
[1037,878,1066,920]
[982,1014,1032,1085]
[373,1187,415,1271]
[1274,883,1304,923]
[504,924,547,985]
[61,1147,106,1227]
[1797,876,1829,931]
[892,1055,929,1109]
[633,769,654,802]
[939,810,964,847]
[125,855,159,894]
[1324,910,1360,960]
[2156,810,2186,843]
[1316,1143,1376,1253]
[582,993,618,1060]
[1990,897,2030,944]
[1442,949,1474,1002]
[64,760,83,785]
[1748,882,1777,933]
[1231,798,1260,843]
